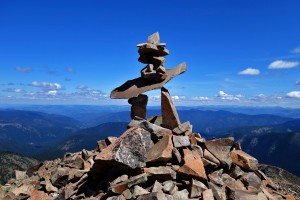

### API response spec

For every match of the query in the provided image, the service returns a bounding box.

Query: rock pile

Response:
[0,33,296,200]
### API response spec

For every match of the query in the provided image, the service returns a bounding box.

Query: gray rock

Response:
[173,121,192,135]
[189,179,208,198]
[133,185,150,197]
[93,127,151,169]
[152,181,163,193]
[240,172,262,190]
[172,147,182,164]
[173,189,189,200]
[172,135,190,148]
[137,192,167,200]
[163,180,178,194]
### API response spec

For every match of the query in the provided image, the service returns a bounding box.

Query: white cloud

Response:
[47,90,57,95]
[172,96,186,101]
[30,81,62,90]
[268,60,299,69]
[14,88,25,93]
[286,91,300,98]
[191,96,209,100]
[16,66,32,73]
[291,47,300,53]
[217,91,242,101]
[238,68,260,75]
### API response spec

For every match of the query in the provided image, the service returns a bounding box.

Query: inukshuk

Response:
[111,32,186,129]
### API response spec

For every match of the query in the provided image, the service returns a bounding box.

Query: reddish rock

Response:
[128,94,148,119]
[205,137,234,170]
[161,87,181,129]
[225,186,259,200]
[189,179,208,198]
[202,189,214,200]
[191,145,203,157]
[138,43,169,57]
[93,127,151,170]
[97,140,107,152]
[146,135,173,163]
[110,173,148,194]
[202,157,218,170]
[178,149,207,182]
[147,115,162,126]
[208,169,224,186]
[28,190,52,200]
[143,166,176,180]
[231,150,258,171]
[172,121,192,135]
[110,62,186,99]
[204,149,220,166]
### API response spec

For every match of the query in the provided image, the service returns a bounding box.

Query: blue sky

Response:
[0,0,300,107]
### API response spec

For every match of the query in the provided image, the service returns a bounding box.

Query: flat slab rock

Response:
[110,62,186,99]
[94,127,151,169]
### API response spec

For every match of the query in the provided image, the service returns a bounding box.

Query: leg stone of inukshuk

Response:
[161,87,181,129]
[128,94,148,119]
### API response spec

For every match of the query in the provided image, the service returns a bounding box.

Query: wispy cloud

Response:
[238,68,260,75]
[291,47,300,53]
[15,66,32,73]
[286,91,300,98]
[2,88,25,93]
[268,60,299,69]
[217,91,242,101]
[191,96,209,101]
[29,81,62,90]
[66,67,75,74]
[172,95,186,101]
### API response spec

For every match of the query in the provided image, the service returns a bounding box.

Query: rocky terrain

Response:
[0,152,39,185]
[0,32,297,200]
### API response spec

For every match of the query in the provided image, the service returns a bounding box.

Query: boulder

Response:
[143,166,177,181]
[189,179,208,198]
[172,121,192,135]
[204,137,234,170]
[146,135,173,163]
[178,149,207,182]
[173,135,190,148]
[93,127,151,170]
[231,150,258,171]
[240,172,262,191]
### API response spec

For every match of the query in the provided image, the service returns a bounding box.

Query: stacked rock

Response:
[110,32,186,122]
[137,32,169,82]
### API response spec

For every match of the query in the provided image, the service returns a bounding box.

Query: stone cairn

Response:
[0,33,296,200]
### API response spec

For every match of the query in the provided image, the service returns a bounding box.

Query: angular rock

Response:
[240,172,262,191]
[136,192,167,200]
[147,115,162,126]
[112,174,129,185]
[94,127,151,169]
[202,189,214,200]
[225,186,259,200]
[138,55,166,66]
[191,145,203,158]
[97,140,107,152]
[110,173,148,194]
[122,189,133,199]
[147,32,160,45]
[144,166,176,180]
[28,190,52,200]
[152,181,163,193]
[173,189,189,199]
[208,182,225,200]
[163,180,178,194]
[178,149,207,182]
[230,164,244,179]
[189,179,208,198]
[172,121,192,135]
[128,118,172,138]
[231,150,258,171]
[128,94,148,119]
[138,43,169,57]
[202,157,218,171]
[133,185,149,197]
[110,62,186,99]
[172,147,182,164]
[204,149,220,166]
[172,135,190,148]
[161,87,181,129]
[205,137,234,170]
[50,167,69,188]
[105,136,118,146]
[15,170,26,180]
[208,169,224,186]
[146,135,173,163]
